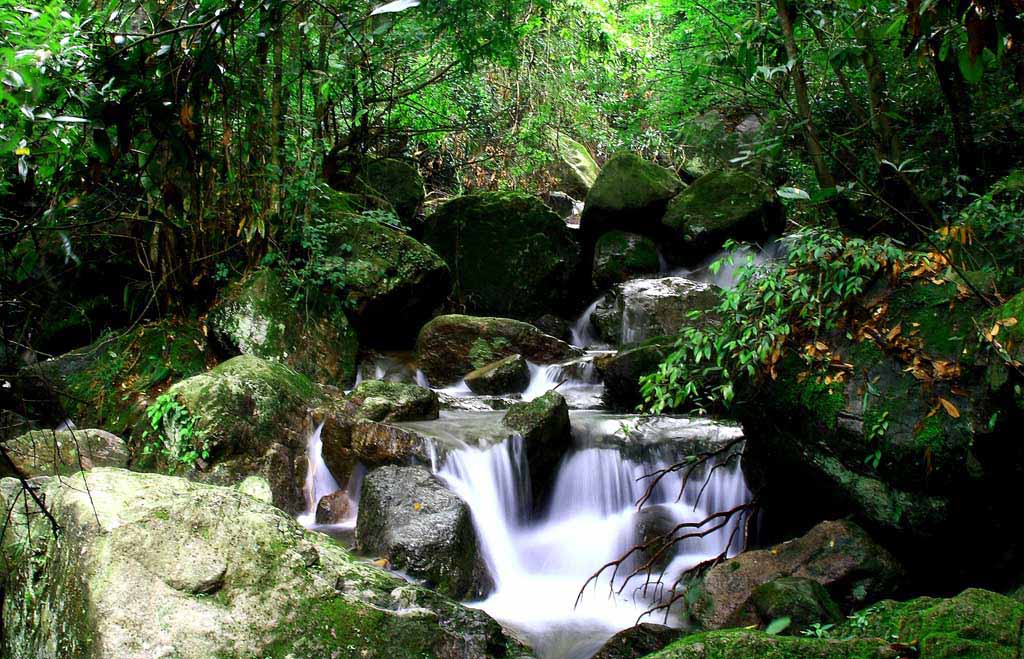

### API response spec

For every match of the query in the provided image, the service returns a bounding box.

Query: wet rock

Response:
[315,489,354,524]
[749,577,842,634]
[361,157,426,223]
[592,277,719,345]
[159,355,325,513]
[416,314,581,384]
[351,420,429,465]
[1,428,128,478]
[423,191,581,319]
[660,169,784,261]
[0,469,520,658]
[532,313,573,342]
[348,380,439,422]
[503,391,571,509]
[207,268,358,387]
[16,318,208,437]
[598,337,675,411]
[633,503,679,575]
[689,519,903,630]
[542,191,581,220]
[593,231,661,290]
[464,355,531,395]
[356,465,483,599]
[591,623,680,659]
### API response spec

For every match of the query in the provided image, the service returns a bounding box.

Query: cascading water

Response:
[297,422,364,530]
[428,412,751,659]
[571,299,603,348]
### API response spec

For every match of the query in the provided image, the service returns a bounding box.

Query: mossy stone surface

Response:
[347,380,440,422]
[660,169,784,260]
[647,629,894,658]
[416,314,581,384]
[1,428,128,478]
[0,469,520,659]
[207,268,358,387]
[361,157,426,222]
[750,577,842,634]
[464,354,531,395]
[503,391,571,509]
[598,336,675,411]
[592,231,661,290]
[423,191,581,319]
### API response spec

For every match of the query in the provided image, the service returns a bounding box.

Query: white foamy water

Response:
[297,422,364,531]
[431,413,751,659]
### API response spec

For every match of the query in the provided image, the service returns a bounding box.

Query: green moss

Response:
[468,336,512,369]
[773,359,845,431]
[360,158,425,222]
[585,153,682,212]
[648,629,890,658]
[593,230,661,288]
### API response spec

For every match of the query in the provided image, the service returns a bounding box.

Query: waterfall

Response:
[433,417,752,659]
[297,422,364,530]
[570,299,602,348]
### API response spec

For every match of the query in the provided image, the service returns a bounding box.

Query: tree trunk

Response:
[269,1,284,216]
[774,0,836,189]
[929,41,978,179]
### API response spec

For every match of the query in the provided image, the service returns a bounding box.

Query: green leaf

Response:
[958,49,984,84]
[766,617,791,635]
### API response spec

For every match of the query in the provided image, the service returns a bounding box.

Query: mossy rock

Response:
[416,314,581,384]
[1,428,128,478]
[314,196,452,346]
[750,577,842,634]
[660,169,784,261]
[646,629,894,658]
[591,623,679,659]
[0,469,521,658]
[592,231,661,290]
[160,355,325,513]
[689,520,902,630]
[464,354,531,395]
[598,336,675,411]
[207,268,358,387]
[17,318,210,438]
[503,391,571,510]
[347,380,440,422]
[361,158,426,223]
[546,130,600,198]
[423,191,581,319]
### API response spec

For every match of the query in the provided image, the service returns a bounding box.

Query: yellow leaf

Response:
[887,324,902,340]
[938,397,960,419]
[15,146,30,156]
[372,558,389,568]
[413,501,422,511]
[1001,317,1018,327]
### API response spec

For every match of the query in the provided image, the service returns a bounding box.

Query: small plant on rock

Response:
[142,393,207,471]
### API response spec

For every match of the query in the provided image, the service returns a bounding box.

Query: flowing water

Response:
[297,422,364,532]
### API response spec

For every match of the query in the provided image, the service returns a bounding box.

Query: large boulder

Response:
[739,277,1024,580]
[598,336,675,411]
[347,380,439,422]
[660,169,784,261]
[547,130,600,199]
[314,191,452,346]
[748,577,842,634]
[157,355,325,513]
[689,519,903,630]
[0,469,521,658]
[649,588,1024,659]
[593,231,661,290]
[350,420,430,465]
[464,355,531,395]
[416,314,581,384]
[361,158,426,223]
[15,319,209,438]
[502,391,572,510]
[1,428,128,477]
[422,192,581,319]
[591,277,719,345]
[207,268,358,387]
[579,154,683,265]
[591,624,679,659]
[356,465,484,599]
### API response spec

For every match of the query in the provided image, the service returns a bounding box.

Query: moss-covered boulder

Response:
[0,469,521,658]
[598,336,675,411]
[547,130,600,198]
[647,629,894,658]
[207,268,358,387]
[314,194,452,346]
[660,169,784,261]
[591,623,679,659]
[416,314,581,384]
[579,154,683,268]
[749,577,843,634]
[651,588,1024,658]
[689,520,902,630]
[503,391,571,510]
[423,192,581,319]
[1,428,128,477]
[739,276,1024,577]
[158,355,325,513]
[347,380,439,422]
[361,158,426,223]
[593,231,662,290]
[17,319,210,438]
[464,355,531,395]
[356,465,485,599]
[350,420,430,465]
[592,277,719,346]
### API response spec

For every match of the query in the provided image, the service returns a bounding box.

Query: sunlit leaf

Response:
[370,0,421,16]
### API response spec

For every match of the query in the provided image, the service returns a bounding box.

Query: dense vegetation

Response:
[3,0,1024,657]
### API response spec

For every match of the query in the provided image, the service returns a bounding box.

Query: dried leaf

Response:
[938,397,960,418]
